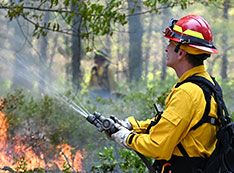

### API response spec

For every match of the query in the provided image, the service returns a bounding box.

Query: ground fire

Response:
[0,111,85,172]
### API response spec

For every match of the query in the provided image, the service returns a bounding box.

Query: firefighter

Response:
[109,15,220,172]
[88,49,116,99]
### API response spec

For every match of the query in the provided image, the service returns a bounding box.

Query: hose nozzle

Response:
[86,112,118,134]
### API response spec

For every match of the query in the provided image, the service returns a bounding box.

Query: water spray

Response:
[0,55,90,118]
[10,55,119,134]
[0,55,117,134]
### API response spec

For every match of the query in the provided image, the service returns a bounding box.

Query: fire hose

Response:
[86,112,156,173]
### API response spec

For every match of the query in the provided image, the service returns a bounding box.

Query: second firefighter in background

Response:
[88,50,116,99]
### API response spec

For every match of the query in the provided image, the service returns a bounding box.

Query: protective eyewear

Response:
[164,18,178,37]
[164,27,174,37]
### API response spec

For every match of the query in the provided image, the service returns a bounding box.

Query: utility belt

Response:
[153,155,207,173]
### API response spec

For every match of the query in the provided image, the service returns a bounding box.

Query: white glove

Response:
[111,123,132,150]
[110,115,133,130]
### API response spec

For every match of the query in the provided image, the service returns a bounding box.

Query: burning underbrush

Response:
[0,110,85,172]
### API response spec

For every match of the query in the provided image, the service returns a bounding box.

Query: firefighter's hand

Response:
[111,123,132,149]
[110,115,132,130]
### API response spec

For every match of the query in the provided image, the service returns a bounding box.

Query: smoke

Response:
[0,11,76,100]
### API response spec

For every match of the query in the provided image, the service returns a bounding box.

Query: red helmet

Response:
[164,15,218,54]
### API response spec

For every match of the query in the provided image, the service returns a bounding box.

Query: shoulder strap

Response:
[91,66,98,76]
[103,64,110,78]
[176,76,220,130]
[175,75,231,158]
[175,76,216,92]
[105,63,110,70]
[210,77,231,125]
[101,64,110,89]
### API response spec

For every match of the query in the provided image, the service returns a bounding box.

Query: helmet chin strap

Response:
[174,43,181,53]
[174,40,184,53]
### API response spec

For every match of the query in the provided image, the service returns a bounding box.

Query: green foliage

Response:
[2,0,128,48]
[91,146,118,172]
[13,155,28,172]
[106,73,176,120]
[12,155,46,172]
[62,162,73,173]
[218,78,234,116]
[1,73,233,172]
[0,78,171,171]
[11,155,74,172]
[122,86,169,119]
[118,149,149,173]
[1,89,94,148]
[0,0,215,50]
[1,89,25,131]
[91,146,148,172]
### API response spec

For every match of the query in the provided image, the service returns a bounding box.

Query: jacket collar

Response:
[178,65,206,83]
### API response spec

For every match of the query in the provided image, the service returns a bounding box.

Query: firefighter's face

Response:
[165,41,179,68]
[94,57,104,66]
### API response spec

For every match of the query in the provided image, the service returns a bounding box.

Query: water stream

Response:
[0,55,90,118]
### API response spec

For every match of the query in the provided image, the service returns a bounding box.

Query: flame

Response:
[54,144,85,171]
[0,111,85,172]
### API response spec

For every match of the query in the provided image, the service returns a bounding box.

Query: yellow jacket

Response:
[89,62,116,93]
[127,65,218,161]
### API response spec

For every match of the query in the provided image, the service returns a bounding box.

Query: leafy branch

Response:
[0,0,211,50]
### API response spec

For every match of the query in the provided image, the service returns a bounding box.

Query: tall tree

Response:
[161,9,171,80]
[220,0,230,79]
[10,19,33,91]
[39,11,50,94]
[144,14,154,80]
[127,0,143,82]
[71,17,82,92]
[11,55,32,90]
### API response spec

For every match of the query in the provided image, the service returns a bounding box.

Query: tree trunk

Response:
[207,55,220,75]
[71,28,82,92]
[10,19,33,91]
[11,56,33,91]
[161,38,167,80]
[144,14,154,80]
[127,0,143,83]
[161,9,171,80]
[38,12,50,94]
[71,4,82,92]
[105,35,112,56]
[116,33,121,81]
[221,0,230,79]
